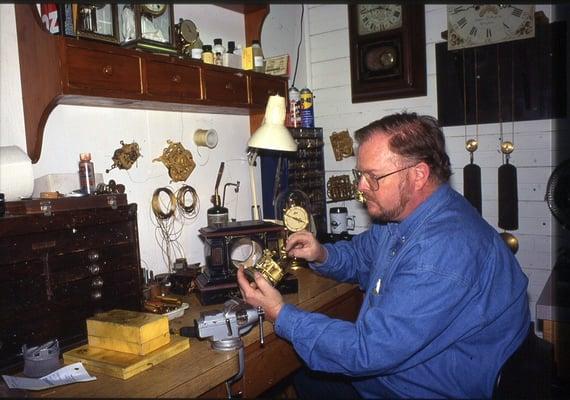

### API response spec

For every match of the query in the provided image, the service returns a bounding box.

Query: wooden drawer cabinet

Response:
[203,69,249,106]
[250,74,288,107]
[64,43,142,96]
[146,59,202,100]
[0,199,143,373]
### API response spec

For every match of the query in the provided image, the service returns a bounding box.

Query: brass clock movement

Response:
[348,4,426,103]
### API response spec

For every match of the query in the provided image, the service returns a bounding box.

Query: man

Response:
[237,112,530,398]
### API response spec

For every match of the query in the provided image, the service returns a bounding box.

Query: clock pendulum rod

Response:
[462,48,482,214]
[497,44,519,253]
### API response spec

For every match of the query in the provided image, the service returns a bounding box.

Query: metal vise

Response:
[195,298,265,351]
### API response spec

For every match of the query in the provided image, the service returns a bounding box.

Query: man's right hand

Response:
[285,231,327,263]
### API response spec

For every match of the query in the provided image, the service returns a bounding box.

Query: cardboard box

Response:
[86,309,170,355]
[32,173,103,197]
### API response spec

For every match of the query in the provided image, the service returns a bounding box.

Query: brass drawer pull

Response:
[171,74,181,83]
[102,65,113,76]
[92,276,104,288]
[225,82,234,90]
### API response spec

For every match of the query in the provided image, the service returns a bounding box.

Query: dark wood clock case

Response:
[348,4,427,103]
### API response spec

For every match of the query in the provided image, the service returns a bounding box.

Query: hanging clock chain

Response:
[510,42,515,148]
[474,48,479,143]
[463,49,479,162]
[462,49,469,159]
[496,45,504,165]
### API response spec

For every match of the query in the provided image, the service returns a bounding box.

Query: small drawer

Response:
[250,75,288,107]
[146,60,202,100]
[65,45,142,95]
[203,69,248,105]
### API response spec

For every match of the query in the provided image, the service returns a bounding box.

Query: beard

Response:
[368,175,413,223]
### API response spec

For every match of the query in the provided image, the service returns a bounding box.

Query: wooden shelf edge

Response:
[15,4,62,164]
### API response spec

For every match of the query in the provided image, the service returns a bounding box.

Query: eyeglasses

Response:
[352,165,415,192]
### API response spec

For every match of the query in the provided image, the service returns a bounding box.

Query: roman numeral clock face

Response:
[447,5,535,50]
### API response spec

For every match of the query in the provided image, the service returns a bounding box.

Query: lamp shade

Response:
[248,95,298,152]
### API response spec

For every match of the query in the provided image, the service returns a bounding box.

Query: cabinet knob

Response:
[92,276,104,288]
[91,290,102,301]
[267,89,276,96]
[103,65,113,76]
[87,250,100,262]
[225,82,234,91]
[89,264,101,275]
[171,74,182,83]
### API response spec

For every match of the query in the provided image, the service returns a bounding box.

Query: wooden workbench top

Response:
[1,268,359,398]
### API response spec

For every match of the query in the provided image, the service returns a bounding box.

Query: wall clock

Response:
[447,4,535,50]
[348,4,426,103]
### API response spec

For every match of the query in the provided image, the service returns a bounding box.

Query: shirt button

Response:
[401,236,406,242]
[391,250,396,256]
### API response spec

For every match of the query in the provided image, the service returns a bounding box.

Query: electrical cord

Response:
[291,4,304,88]
[176,184,199,220]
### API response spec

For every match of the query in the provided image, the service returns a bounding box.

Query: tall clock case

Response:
[348,4,427,103]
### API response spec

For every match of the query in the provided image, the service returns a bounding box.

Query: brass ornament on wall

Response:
[327,174,355,202]
[153,140,196,182]
[106,140,141,173]
[330,130,354,161]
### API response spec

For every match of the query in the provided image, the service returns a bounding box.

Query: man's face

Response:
[355,134,415,222]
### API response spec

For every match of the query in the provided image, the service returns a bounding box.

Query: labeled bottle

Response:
[251,39,264,73]
[288,86,301,127]
[300,87,315,128]
[212,38,225,56]
[202,45,214,64]
[214,52,223,66]
[207,192,228,227]
[223,41,241,68]
[78,153,96,194]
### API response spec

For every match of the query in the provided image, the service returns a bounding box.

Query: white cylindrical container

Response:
[0,145,34,200]
[330,207,355,234]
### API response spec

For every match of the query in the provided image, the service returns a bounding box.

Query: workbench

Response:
[0,268,362,398]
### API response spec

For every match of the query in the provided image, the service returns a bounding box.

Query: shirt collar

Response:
[387,183,452,239]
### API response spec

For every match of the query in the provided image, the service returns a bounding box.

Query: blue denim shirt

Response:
[275,183,530,398]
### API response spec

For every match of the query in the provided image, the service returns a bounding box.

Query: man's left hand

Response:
[236,266,284,322]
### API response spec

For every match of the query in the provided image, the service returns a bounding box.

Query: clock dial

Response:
[180,19,198,43]
[283,206,309,232]
[141,4,167,17]
[447,4,535,50]
[357,4,402,35]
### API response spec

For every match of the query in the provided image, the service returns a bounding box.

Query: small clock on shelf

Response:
[348,4,427,103]
[119,3,176,54]
[447,5,535,51]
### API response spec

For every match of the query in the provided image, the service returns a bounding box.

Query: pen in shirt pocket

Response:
[373,278,382,295]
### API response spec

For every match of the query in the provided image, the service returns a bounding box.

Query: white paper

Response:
[2,362,96,391]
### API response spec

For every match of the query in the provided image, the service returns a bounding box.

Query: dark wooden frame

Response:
[348,4,426,103]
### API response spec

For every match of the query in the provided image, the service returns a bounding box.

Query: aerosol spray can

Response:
[288,86,301,127]
[300,87,314,128]
[78,153,96,194]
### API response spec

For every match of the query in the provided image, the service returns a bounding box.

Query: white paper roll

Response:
[0,145,34,201]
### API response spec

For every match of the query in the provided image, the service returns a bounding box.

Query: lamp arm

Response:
[247,149,261,220]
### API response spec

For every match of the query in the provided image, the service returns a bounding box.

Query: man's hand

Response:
[236,266,284,322]
[286,231,327,263]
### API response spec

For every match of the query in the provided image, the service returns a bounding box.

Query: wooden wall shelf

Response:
[14,4,285,163]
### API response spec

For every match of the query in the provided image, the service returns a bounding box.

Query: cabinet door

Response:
[146,60,202,100]
[203,69,248,105]
[64,43,142,96]
[250,75,288,108]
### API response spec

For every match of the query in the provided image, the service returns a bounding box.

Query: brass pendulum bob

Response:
[463,139,482,214]
[500,231,519,254]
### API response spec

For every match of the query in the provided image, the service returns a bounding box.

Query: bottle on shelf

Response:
[202,45,214,64]
[78,152,96,194]
[223,41,241,68]
[251,39,264,73]
[213,38,225,55]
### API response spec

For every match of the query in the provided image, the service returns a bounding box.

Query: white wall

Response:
[302,4,568,324]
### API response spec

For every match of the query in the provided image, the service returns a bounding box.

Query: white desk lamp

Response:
[247,95,298,220]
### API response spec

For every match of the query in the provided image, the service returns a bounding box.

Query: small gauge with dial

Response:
[283,205,309,232]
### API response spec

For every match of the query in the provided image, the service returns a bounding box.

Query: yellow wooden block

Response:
[88,330,170,355]
[86,309,169,345]
[63,335,189,380]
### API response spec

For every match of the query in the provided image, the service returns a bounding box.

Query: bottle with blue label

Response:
[300,87,314,128]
